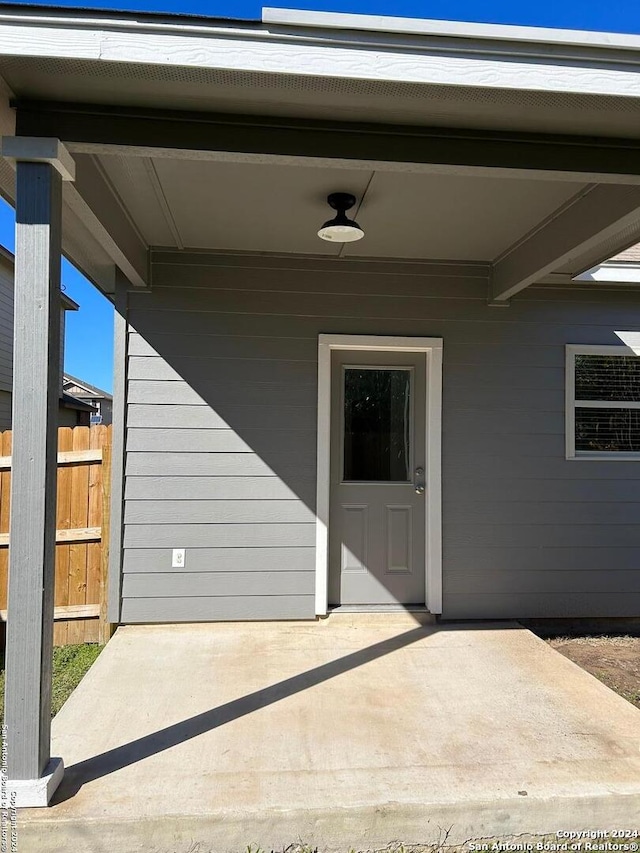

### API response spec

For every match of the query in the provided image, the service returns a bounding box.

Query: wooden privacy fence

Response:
[0,425,113,646]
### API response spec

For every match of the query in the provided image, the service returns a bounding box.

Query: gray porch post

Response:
[1,138,75,807]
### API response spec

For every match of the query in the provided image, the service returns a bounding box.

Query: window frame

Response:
[566,344,640,460]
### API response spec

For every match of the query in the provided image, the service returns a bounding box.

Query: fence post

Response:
[98,441,114,645]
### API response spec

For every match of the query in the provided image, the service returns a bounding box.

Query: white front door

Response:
[328,350,427,606]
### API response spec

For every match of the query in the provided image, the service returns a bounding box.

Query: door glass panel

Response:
[343,367,411,482]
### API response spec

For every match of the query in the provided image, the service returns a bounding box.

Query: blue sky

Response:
[1,0,639,394]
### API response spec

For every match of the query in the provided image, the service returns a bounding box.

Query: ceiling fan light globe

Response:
[317,222,365,243]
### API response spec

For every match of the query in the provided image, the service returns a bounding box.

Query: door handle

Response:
[414,467,425,495]
[415,483,425,495]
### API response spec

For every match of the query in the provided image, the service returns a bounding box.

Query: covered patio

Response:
[15,615,640,851]
[2,4,640,824]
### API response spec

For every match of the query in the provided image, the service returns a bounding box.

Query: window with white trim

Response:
[566,345,640,459]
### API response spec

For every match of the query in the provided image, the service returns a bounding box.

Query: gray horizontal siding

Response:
[128,355,317,384]
[128,331,317,361]
[446,524,640,548]
[0,389,11,431]
[123,547,315,573]
[124,499,315,524]
[447,501,640,525]
[0,265,13,395]
[120,595,316,622]
[127,284,640,326]
[443,455,640,479]
[445,342,565,367]
[445,479,640,503]
[127,307,637,346]
[127,403,316,430]
[125,476,311,502]
[447,570,640,595]
[126,427,315,454]
[444,433,563,457]
[444,387,563,411]
[445,593,640,619]
[120,253,640,622]
[445,363,564,388]
[123,523,315,548]
[150,257,488,296]
[126,452,315,478]
[122,571,313,598]
[446,546,640,572]
[444,410,565,436]
[129,333,578,368]
[128,379,315,407]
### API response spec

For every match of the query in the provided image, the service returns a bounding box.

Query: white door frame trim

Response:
[315,334,443,615]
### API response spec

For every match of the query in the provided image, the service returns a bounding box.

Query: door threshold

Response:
[328,605,431,614]
[325,605,435,626]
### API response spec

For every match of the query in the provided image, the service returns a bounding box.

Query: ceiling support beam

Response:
[2,136,148,288]
[489,184,640,303]
[64,153,148,288]
[15,101,640,186]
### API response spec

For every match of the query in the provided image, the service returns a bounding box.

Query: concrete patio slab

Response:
[15,616,640,852]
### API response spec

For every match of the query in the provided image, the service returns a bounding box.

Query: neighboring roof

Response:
[60,391,96,412]
[608,244,640,263]
[0,243,79,308]
[63,374,112,400]
[0,243,12,270]
[574,242,640,284]
[60,292,80,311]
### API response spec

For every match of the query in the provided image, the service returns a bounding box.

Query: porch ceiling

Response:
[2,7,640,299]
[96,154,586,261]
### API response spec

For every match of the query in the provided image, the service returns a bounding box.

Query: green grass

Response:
[0,643,103,724]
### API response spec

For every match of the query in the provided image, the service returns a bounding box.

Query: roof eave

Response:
[0,5,637,92]
[262,8,640,53]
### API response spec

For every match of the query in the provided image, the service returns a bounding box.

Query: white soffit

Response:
[4,59,640,141]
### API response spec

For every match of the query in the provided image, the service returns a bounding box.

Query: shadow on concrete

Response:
[53,624,431,803]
